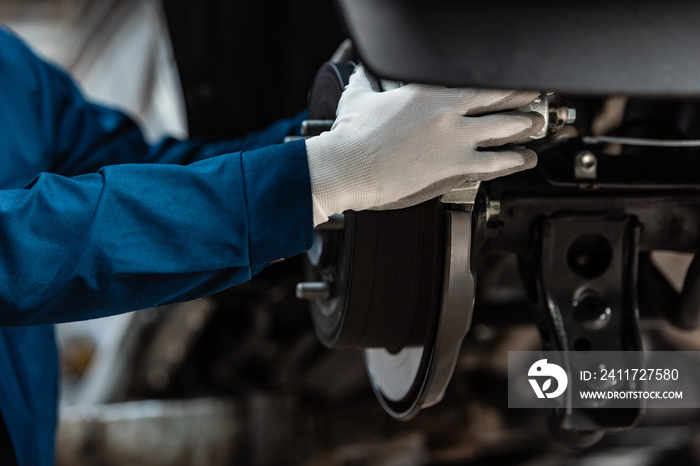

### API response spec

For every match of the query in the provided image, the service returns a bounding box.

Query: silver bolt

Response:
[296,282,331,300]
[575,151,598,179]
[579,153,597,171]
[300,119,334,136]
[566,107,577,125]
[283,135,310,143]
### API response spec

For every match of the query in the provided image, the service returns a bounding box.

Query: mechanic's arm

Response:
[0,29,314,326]
[0,140,313,326]
[0,29,543,325]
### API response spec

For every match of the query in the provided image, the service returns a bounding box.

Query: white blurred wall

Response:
[0,0,187,141]
[0,0,189,407]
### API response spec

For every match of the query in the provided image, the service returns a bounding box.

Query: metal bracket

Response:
[439,181,480,209]
[522,216,644,440]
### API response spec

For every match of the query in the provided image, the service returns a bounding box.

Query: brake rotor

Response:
[300,59,476,419]
[365,210,475,416]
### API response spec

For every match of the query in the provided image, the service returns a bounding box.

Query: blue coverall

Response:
[0,27,314,465]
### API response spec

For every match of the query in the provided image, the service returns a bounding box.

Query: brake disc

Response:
[298,59,476,419]
[365,210,476,417]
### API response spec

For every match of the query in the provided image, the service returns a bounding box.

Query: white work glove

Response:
[305,65,545,225]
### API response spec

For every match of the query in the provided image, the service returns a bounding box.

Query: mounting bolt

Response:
[575,151,598,179]
[300,119,334,136]
[579,153,597,170]
[296,282,331,300]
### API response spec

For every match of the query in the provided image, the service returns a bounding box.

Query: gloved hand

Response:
[305,65,545,225]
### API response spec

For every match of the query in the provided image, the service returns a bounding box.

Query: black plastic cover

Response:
[336,0,700,96]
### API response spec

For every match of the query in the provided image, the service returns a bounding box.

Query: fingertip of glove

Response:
[518,147,538,170]
[462,89,541,116]
[501,110,547,141]
[526,111,546,135]
[469,147,539,180]
[507,111,546,135]
[471,111,546,148]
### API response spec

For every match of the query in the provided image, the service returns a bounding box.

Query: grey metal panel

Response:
[337,0,700,96]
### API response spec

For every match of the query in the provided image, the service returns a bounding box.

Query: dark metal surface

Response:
[521,217,644,444]
[535,139,700,191]
[306,62,356,122]
[364,209,475,419]
[307,204,444,352]
[472,134,700,336]
[478,192,700,255]
[336,0,700,96]
[677,255,700,330]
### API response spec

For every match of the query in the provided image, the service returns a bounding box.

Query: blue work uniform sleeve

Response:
[0,141,314,326]
[0,27,315,326]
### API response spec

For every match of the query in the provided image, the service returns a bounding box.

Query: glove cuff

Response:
[305,127,378,225]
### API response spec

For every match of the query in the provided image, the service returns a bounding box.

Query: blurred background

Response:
[2,1,700,465]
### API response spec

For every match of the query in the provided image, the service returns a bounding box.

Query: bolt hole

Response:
[574,337,592,352]
[574,294,611,330]
[585,300,599,314]
[567,234,613,279]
